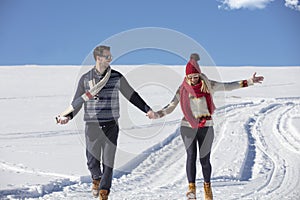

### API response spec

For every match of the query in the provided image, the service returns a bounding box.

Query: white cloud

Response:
[285,0,300,11]
[218,0,273,10]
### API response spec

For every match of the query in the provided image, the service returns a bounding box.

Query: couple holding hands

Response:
[56,45,264,200]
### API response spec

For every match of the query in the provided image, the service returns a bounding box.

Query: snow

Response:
[0,65,299,199]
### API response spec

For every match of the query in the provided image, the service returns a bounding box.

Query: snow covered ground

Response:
[0,65,299,199]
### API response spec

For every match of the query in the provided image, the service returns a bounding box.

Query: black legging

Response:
[180,126,214,183]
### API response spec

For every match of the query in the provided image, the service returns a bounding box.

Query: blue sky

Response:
[0,0,299,66]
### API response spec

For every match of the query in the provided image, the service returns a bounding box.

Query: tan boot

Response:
[91,179,100,197]
[203,182,213,200]
[99,189,109,200]
[186,183,196,200]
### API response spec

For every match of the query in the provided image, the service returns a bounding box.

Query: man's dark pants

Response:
[85,120,119,191]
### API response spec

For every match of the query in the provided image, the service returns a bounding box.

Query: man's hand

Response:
[56,116,70,124]
[146,110,159,119]
[252,72,264,84]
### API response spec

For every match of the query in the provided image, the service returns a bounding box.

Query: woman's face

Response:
[187,73,200,86]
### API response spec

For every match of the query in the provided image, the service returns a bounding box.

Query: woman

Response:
[151,53,264,200]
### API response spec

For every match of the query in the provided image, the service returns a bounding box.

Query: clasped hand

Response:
[146,110,159,119]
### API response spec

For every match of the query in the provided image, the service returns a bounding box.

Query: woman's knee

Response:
[186,150,197,161]
[200,153,211,166]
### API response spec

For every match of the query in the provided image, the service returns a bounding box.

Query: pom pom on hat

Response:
[185,59,201,75]
[190,53,200,61]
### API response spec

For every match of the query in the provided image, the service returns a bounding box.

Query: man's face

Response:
[97,49,112,68]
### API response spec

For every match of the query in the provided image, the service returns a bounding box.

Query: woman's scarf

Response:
[180,78,215,129]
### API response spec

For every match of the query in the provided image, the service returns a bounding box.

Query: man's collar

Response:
[94,66,109,76]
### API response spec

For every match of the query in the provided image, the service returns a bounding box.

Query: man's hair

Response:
[93,45,110,60]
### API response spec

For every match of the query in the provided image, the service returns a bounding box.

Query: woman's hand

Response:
[146,110,160,119]
[252,72,264,84]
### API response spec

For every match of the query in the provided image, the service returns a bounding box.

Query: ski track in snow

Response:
[0,130,79,140]
[246,100,300,199]
[1,97,300,200]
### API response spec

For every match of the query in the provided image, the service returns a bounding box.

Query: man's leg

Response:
[85,122,103,197]
[86,149,102,180]
[85,122,103,180]
[99,122,119,193]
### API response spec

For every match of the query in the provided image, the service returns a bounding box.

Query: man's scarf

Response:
[57,66,111,119]
[180,78,216,129]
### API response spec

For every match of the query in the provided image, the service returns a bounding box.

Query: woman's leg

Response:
[197,127,214,183]
[200,152,212,183]
[181,126,198,183]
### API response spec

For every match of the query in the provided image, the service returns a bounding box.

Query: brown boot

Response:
[186,183,196,200]
[203,182,213,200]
[99,189,109,200]
[91,179,100,197]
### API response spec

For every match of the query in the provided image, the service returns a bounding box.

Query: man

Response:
[57,45,155,200]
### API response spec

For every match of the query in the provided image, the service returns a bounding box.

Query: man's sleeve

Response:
[66,76,85,119]
[119,75,151,113]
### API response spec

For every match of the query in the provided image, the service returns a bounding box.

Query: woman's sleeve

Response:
[156,87,180,118]
[210,78,254,92]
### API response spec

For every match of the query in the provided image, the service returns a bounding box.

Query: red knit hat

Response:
[185,59,201,75]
